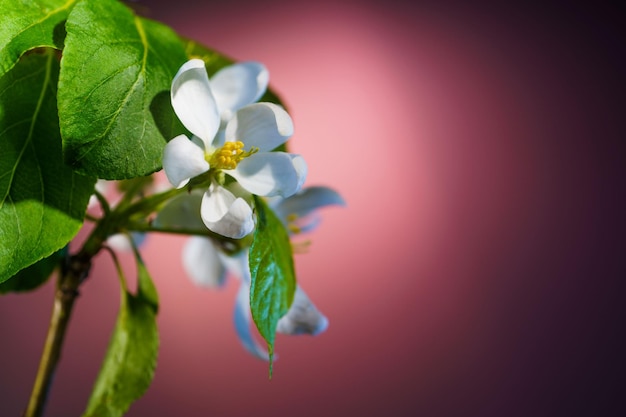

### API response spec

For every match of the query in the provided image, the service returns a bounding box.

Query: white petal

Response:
[273,186,346,221]
[201,183,255,239]
[289,154,307,193]
[217,248,252,285]
[154,191,205,232]
[163,135,209,188]
[234,283,271,361]
[211,61,269,120]
[228,152,302,197]
[182,237,227,288]
[225,103,293,152]
[106,232,147,252]
[171,59,220,148]
[277,287,329,336]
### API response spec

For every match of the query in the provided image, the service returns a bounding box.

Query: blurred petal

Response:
[182,237,227,288]
[217,248,252,285]
[277,287,329,335]
[211,61,269,119]
[234,284,270,361]
[228,152,301,197]
[224,103,293,152]
[273,186,346,221]
[201,183,255,239]
[154,191,205,232]
[163,135,209,188]
[171,59,220,147]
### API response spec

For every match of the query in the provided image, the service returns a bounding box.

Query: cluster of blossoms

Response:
[158,59,344,359]
[162,59,306,239]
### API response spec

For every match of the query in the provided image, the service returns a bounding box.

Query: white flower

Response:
[162,59,307,239]
[185,237,329,360]
[155,186,344,359]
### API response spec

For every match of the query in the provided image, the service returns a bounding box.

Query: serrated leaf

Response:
[58,0,187,179]
[83,250,159,417]
[0,247,65,294]
[0,50,95,283]
[249,197,296,374]
[0,0,76,78]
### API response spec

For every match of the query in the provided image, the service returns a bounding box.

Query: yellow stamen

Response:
[208,141,257,170]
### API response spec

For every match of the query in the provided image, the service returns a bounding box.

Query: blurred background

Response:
[1,0,623,416]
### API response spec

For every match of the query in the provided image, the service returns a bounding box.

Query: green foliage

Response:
[0,247,65,294]
[83,249,159,417]
[0,50,94,283]
[249,197,296,375]
[0,0,76,78]
[58,0,188,179]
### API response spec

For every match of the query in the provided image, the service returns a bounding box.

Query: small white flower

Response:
[162,59,307,239]
[156,186,344,360]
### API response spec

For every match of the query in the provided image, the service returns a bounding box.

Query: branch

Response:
[24,255,91,417]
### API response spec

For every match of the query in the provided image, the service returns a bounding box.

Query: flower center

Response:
[286,213,302,234]
[208,141,257,170]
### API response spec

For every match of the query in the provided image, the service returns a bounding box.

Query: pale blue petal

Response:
[171,59,220,148]
[273,186,346,221]
[182,237,227,288]
[162,135,209,188]
[201,183,255,239]
[217,248,252,285]
[276,286,329,336]
[211,61,269,120]
[234,283,271,361]
[224,103,293,152]
[228,152,301,197]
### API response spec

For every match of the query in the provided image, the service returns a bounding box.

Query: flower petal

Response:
[217,248,252,285]
[289,154,308,192]
[182,237,227,288]
[171,59,220,148]
[228,152,303,197]
[201,183,255,239]
[273,186,346,221]
[224,103,293,152]
[211,61,269,120]
[276,286,329,336]
[163,135,209,188]
[234,283,271,361]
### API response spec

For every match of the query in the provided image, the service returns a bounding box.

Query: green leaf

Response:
[0,247,65,294]
[0,50,95,283]
[249,197,296,375]
[58,0,187,179]
[0,0,76,78]
[83,249,159,417]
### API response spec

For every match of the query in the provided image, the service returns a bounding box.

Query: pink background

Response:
[1,1,623,416]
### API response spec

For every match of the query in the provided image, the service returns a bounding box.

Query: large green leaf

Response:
[249,197,296,374]
[0,247,65,294]
[58,0,187,179]
[0,0,76,78]
[83,250,158,417]
[0,50,94,283]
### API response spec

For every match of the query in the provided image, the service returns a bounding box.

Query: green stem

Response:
[24,183,191,416]
[24,254,91,417]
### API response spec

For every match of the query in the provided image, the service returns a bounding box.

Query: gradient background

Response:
[1,1,624,416]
